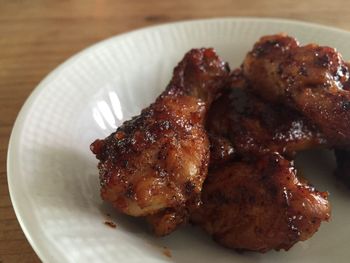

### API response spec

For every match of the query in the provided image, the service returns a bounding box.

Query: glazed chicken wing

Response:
[206,69,326,161]
[191,153,330,252]
[243,34,350,146]
[90,48,229,235]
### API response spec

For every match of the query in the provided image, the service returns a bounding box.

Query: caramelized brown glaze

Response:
[206,69,327,159]
[243,34,350,146]
[90,40,343,251]
[91,48,229,235]
[208,134,235,167]
[146,208,187,236]
[191,153,330,252]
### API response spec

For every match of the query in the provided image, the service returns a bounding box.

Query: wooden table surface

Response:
[1,0,350,262]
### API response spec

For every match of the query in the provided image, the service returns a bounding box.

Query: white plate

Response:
[7,18,350,263]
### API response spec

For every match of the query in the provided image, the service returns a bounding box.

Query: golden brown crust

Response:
[207,134,235,167]
[192,153,330,252]
[243,34,350,146]
[91,48,229,235]
[206,69,327,160]
[90,39,340,249]
[146,208,188,236]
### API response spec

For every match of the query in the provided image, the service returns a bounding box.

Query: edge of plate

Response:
[7,17,350,262]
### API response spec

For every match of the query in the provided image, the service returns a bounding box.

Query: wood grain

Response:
[1,0,350,262]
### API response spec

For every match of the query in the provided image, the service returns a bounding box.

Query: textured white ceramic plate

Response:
[7,18,350,263]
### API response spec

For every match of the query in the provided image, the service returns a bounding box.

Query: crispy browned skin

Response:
[90,48,229,235]
[208,134,235,167]
[206,69,326,160]
[191,153,330,252]
[146,208,187,236]
[243,34,350,146]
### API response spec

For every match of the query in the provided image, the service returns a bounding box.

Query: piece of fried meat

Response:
[191,153,330,252]
[243,34,350,146]
[91,48,229,235]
